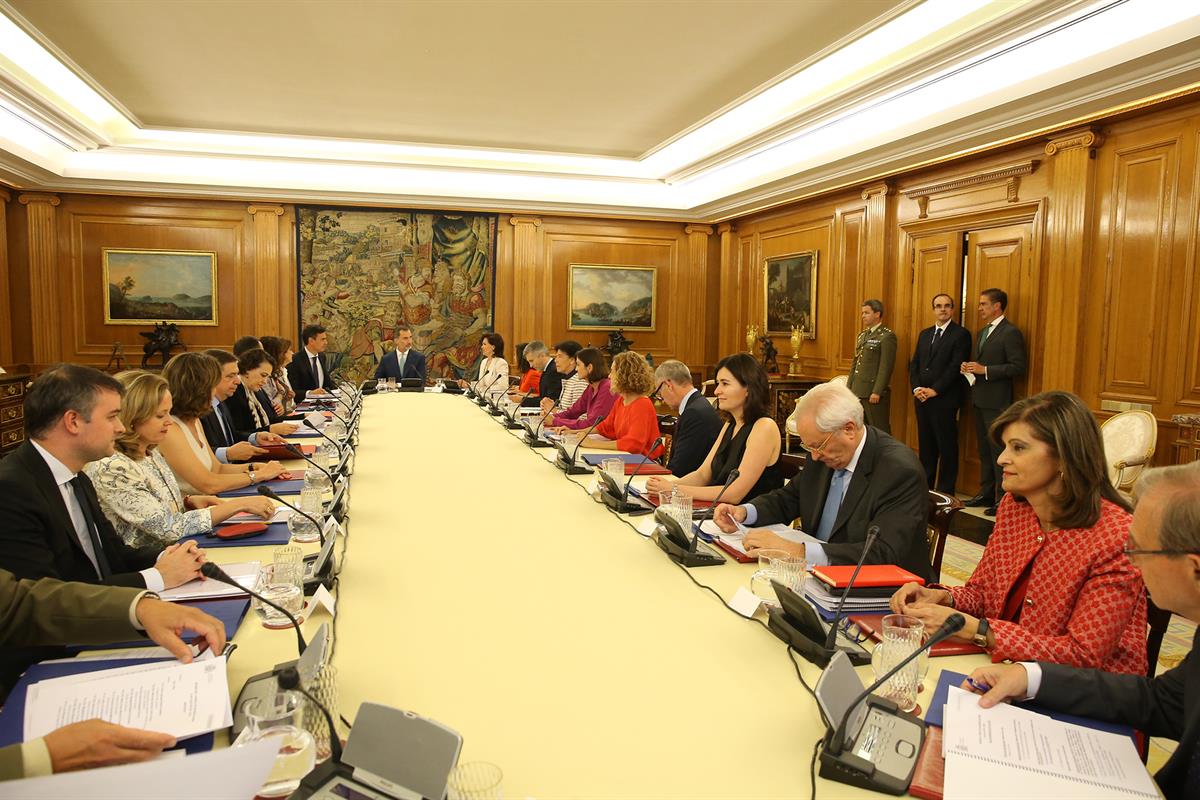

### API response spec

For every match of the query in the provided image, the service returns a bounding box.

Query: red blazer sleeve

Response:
[595,411,617,441]
[615,398,663,457]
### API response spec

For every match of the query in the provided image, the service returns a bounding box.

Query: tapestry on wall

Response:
[297,208,497,383]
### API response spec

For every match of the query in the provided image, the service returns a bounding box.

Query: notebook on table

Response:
[846,614,987,657]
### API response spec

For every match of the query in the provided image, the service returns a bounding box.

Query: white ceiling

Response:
[6,0,906,157]
[1,0,1199,219]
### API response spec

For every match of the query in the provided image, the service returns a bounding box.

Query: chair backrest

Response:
[828,374,849,387]
[926,490,961,580]
[1145,595,1172,680]
[657,415,677,465]
[777,452,806,482]
[1100,410,1158,492]
[700,379,716,396]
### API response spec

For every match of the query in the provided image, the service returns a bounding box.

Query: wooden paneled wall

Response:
[2,195,296,367]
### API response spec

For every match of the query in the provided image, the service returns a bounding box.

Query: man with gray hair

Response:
[961,462,1200,800]
[848,299,897,433]
[654,360,721,477]
[713,380,930,579]
[513,340,561,408]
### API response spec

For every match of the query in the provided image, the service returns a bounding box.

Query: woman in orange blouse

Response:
[571,351,662,459]
[891,391,1146,674]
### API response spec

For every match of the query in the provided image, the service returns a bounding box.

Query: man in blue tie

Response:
[199,349,283,462]
[374,325,427,384]
[713,381,931,580]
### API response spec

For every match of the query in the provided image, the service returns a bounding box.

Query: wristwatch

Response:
[973,617,991,648]
[248,469,257,484]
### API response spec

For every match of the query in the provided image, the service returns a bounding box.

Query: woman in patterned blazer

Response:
[891,391,1147,674]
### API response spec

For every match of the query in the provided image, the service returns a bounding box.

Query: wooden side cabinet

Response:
[0,372,29,458]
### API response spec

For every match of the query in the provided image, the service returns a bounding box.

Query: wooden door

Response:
[960,223,1035,493]
[903,232,964,448]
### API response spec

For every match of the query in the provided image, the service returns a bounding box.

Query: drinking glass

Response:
[748,548,791,606]
[237,691,316,797]
[601,458,625,487]
[668,493,693,528]
[869,614,925,712]
[253,563,304,628]
[303,459,330,495]
[448,761,504,800]
[287,487,324,543]
[301,664,339,763]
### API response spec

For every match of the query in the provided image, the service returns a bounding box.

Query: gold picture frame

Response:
[103,248,218,326]
[764,250,817,337]
[568,263,657,331]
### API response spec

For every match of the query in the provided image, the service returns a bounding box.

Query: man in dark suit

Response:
[961,288,1027,515]
[288,323,337,402]
[909,292,972,493]
[200,348,279,462]
[963,462,1200,800]
[0,365,206,688]
[374,325,427,383]
[654,359,722,477]
[0,569,227,779]
[517,341,560,408]
[713,381,931,581]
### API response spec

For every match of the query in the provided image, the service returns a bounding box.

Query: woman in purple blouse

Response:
[549,348,616,430]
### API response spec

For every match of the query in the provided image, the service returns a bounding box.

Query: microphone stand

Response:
[688,469,739,552]
[476,374,503,408]
[525,406,556,448]
[276,666,344,764]
[303,418,346,455]
[652,469,737,567]
[503,391,533,429]
[201,562,307,655]
[598,437,663,515]
[556,414,606,474]
[823,526,880,651]
[259,485,326,546]
[280,442,336,487]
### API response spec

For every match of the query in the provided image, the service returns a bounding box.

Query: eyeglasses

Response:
[1123,536,1200,557]
[799,429,836,455]
[838,617,868,644]
[649,380,665,402]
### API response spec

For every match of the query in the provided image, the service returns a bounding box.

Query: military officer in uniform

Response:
[848,299,897,433]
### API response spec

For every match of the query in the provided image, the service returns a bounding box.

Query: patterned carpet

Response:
[942,534,1194,675]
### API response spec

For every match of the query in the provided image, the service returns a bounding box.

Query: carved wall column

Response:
[248,204,286,335]
[0,189,10,364]
[508,216,545,357]
[18,193,61,362]
[683,224,712,365]
[717,223,740,357]
[861,182,890,302]
[1041,128,1103,389]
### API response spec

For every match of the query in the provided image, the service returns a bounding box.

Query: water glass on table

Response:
[237,690,316,797]
[869,613,926,712]
[448,761,504,800]
[601,458,625,487]
[287,486,324,543]
[254,557,304,629]
[749,549,806,607]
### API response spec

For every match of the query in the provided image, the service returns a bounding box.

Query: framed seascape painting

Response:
[764,251,817,337]
[568,264,657,331]
[103,249,218,326]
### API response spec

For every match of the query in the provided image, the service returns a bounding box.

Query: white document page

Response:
[159,561,259,601]
[220,507,291,525]
[698,520,812,556]
[943,686,1158,799]
[1,738,280,800]
[24,656,233,741]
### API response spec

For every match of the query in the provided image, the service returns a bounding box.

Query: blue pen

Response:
[967,677,991,693]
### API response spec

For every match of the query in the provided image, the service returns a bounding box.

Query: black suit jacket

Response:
[749,427,932,581]
[1037,627,1200,800]
[971,318,1027,410]
[521,362,561,407]
[669,391,723,477]
[224,384,282,440]
[0,442,158,588]
[374,349,427,383]
[287,350,335,402]
[908,322,972,408]
[200,403,236,452]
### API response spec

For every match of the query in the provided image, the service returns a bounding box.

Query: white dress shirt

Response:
[30,441,164,591]
[740,428,869,566]
[304,346,325,387]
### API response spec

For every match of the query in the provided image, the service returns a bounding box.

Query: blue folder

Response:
[581,453,657,466]
[218,478,305,498]
[0,658,215,754]
[68,597,251,653]
[181,520,293,548]
[924,669,1135,741]
[288,429,324,438]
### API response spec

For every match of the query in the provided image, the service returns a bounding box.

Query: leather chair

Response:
[927,490,961,580]
[777,452,806,482]
[657,415,677,465]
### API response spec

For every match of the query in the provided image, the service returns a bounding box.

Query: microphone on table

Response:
[652,468,736,567]
[276,665,343,764]
[827,613,965,755]
[598,437,664,515]
[525,405,556,448]
[504,390,533,429]
[478,374,503,409]
[556,414,606,474]
[201,562,307,655]
[620,437,666,500]
[279,442,336,486]
[689,469,739,551]
[823,525,880,651]
[304,418,345,454]
[259,485,326,547]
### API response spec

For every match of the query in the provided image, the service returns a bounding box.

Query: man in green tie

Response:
[961,288,1027,516]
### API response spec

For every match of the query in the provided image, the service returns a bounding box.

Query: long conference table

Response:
[201,390,990,799]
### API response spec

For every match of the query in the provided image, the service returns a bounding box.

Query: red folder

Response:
[846,613,986,657]
[259,443,316,460]
[622,462,672,476]
[713,538,755,563]
[812,564,925,589]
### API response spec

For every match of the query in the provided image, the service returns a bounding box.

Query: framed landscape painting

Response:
[764,251,817,337]
[103,249,218,326]
[568,264,656,331]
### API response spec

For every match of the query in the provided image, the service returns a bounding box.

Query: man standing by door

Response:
[910,293,971,493]
[848,299,897,433]
[961,288,1026,516]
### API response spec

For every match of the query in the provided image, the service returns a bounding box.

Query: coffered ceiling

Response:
[1,0,1198,219]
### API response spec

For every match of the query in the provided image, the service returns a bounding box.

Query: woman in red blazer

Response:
[892,391,1146,674]
[573,351,662,459]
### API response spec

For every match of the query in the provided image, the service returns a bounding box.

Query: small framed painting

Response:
[103,249,218,326]
[568,264,656,331]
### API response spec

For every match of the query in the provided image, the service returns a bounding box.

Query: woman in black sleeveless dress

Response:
[646,352,783,504]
